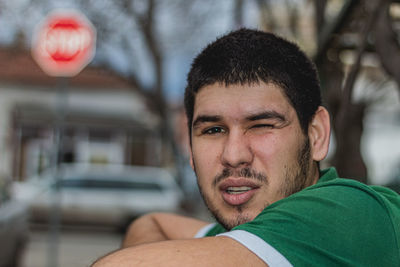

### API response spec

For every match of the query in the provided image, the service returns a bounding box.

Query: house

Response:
[0,46,162,181]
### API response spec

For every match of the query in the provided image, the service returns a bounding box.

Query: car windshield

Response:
[56,178,163,191]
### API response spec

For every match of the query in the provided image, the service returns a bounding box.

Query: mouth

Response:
[219,179,260,206]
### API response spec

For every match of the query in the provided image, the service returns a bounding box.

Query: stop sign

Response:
[32,9,96,77]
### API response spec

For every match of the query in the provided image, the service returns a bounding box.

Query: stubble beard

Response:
[195,137,313,230]
[279,138,313,197]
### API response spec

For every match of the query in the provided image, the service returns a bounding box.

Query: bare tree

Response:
[315,0,400,183]
[373,0,400,91]
[256,0,277,32]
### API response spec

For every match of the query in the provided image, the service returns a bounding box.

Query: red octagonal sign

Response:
[32,9,96,77]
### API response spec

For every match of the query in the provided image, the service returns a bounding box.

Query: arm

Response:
[122,212,210,248]
[93,236,267,267]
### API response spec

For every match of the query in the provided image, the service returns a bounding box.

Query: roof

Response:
[13,104,155,132]
[0,45,134,90]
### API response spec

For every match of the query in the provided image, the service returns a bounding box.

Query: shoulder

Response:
[284,176,399,209]
[228,178,400,266]
[299,177,400,220]
[258,178,399,240]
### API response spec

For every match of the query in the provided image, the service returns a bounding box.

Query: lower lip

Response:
[221,188,258,206]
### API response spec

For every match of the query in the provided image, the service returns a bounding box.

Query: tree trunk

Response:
[332,102,368,182]
[233,0,244,28]
[373,0,400,94]
[316,0,382,183]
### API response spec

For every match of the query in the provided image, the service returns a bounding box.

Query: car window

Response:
[56,178,163,191]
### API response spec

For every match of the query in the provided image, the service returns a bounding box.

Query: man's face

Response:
[190,82,319,230]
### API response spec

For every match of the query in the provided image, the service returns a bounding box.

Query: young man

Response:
[93,29,400,266]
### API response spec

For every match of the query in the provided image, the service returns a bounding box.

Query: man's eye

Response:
[203,127,225,135]
[251,124,274,129]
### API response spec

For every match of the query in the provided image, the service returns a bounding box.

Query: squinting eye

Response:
[203,127,225,135]
[252,124,274,129]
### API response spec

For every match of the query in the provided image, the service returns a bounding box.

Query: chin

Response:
[215,208,257,230]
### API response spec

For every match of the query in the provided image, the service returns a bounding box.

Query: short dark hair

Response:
[184,28,321,137]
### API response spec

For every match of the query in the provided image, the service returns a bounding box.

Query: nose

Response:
[221,129,253,168]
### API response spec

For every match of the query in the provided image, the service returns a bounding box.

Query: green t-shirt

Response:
[202,168,400,266]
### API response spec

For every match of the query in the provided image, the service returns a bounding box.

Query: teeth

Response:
[227,186,252,191]
[226,186,252,194]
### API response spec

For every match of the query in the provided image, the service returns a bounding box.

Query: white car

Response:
[0,199,29,267]
[13,164,183,230]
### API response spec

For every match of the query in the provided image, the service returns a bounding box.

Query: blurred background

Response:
[0,0,399,266]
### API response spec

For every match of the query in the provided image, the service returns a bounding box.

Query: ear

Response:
[308,106,331,161]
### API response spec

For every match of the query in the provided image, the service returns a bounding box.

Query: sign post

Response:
[31,9,96,267]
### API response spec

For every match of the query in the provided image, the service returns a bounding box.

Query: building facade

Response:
[0,46,162,181]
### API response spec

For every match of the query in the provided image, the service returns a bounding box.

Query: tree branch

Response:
[314,0,360,64]
[336,0,382,140]
[256,0,277,32]
[373,0,400,93]
[314,0,327,44]
[233,0,244,29]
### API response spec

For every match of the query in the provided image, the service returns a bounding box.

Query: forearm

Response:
[122,213,210,248]
[92,237,267,267]
[94,214,266,266]
[122,213,168,247]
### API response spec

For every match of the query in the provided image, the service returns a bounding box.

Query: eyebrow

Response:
[246,111,287,122]
[192,115,222,128]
